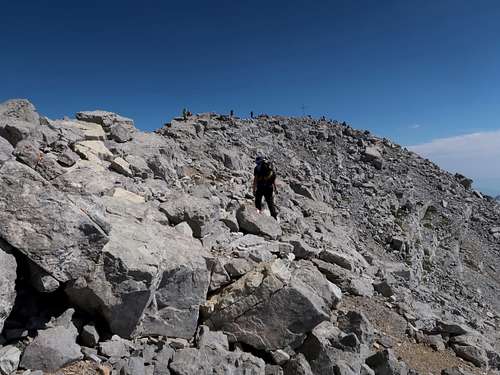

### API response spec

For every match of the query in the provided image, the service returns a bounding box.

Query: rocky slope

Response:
[0,98,498,375]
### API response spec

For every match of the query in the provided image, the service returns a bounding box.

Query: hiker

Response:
[250,111,254,118]
[230,110,234,117]
[253,156,278,219]
[182,108,187,121]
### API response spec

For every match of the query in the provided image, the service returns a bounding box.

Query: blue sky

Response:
[1,1,500,194]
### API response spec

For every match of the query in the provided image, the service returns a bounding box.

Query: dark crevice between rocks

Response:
[229,341,274,364]
[2,249,109,345]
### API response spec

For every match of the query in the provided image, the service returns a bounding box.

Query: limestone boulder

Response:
[20,311,83,373]
[205,259,341,350]
[0,99,39,124]
[50,119,105,141]
[110,124,132,143]
[0,345,22,375]
[0,118,41,146]
[300,321,369,375]
[66,195,210,339]
[236,204,282,240]
[0,137,13,164]
[159,194,220,238]
[0,241,17,333]
[74,140,113,162]
[170,327,265,375]
[76,110,135,131]
[0,160,108,283]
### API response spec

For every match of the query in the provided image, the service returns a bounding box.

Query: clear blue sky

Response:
[2,0,500,147]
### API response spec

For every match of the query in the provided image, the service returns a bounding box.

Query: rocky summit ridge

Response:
[0,98,498,375]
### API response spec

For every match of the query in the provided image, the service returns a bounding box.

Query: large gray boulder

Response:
[283,354,313,375]
[0,119,41,146]
[205,259,341,350]
[159,194,220,238]
[170,327,265,374]
[66,195,210,339]
[76,110,135,131]
[236,204,282,240]
[0,241,16,333]
[0,99,39,124]
[170,347,265,375]
[0,137,13,164]
[138,234,211,338]
[365,349,408,375]
[299,321,369,375]
[110,123,132,143]
[0,345,22,375]
[0,160,109,283]
[20,311,83,373]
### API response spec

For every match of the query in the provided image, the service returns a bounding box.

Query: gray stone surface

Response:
[0,137,13,164]
[337,311,374,345]
[283,354,313,375]
[121,357,146,375]
[81,324,100,347]
[153,346,174,375]
[0,345,21,375]
[159,194,220,238]
[236,204,282,240]
[365,349,408,375]
[110,124,132,143]
[28,260,60,293]
[299,321,367,375]
[99,336,133,358]
[20,324,83,372]
[169,346,266,375]
[76,110,135,131]
[0,160,109,283]
[0,241,17,333]
[0,99,40,124]
[67,196,210,339]
[0,119,41,146]
[0,100,499,375]
[206,259,341,350]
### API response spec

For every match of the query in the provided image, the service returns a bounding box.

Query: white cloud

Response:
[408,130,500,195]
[409,124,421,129]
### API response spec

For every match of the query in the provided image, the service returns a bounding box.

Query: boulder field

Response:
[0,99,498,374]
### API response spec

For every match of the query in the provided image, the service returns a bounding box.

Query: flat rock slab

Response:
[76,110,135,131]
[74,140,113,162]
[51,119,105,141]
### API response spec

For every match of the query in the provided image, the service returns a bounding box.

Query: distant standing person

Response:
[230,110,234,117]
[253,156,278,219]
[250,111,254,118]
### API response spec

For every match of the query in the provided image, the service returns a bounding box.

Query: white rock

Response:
[0,345,21,375]
[74,140,113,162]
[112,188,145,204]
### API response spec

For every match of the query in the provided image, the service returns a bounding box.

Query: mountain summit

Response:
[0,99,499,375]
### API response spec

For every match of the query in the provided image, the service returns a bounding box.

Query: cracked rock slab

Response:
[205,259,341,350]
[0,160,108,283]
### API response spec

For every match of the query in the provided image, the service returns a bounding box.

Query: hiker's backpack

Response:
[255,160,275,184]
